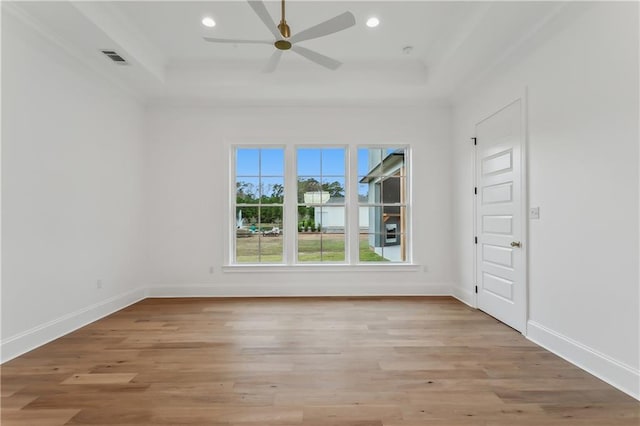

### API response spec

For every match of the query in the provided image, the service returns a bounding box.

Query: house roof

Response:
[359,149,405,184]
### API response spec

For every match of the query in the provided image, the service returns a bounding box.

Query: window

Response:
[297,148,346,262]
[358,148,407,262]
[232,145,409,265]
[234,148,284,263]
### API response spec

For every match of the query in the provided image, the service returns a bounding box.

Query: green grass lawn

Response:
[235,232,387,263]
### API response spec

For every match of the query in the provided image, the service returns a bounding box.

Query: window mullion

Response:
[348,146,359,264]
[285,146,297,264]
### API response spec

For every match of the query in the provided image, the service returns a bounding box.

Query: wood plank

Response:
[61,373,138,385]
[1,297,637,425]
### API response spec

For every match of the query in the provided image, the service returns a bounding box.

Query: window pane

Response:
[236,148,259,176]
[259,206,283,231]
[236,206,259,229]
[359,147,406,177]
[321,148,345,176]
[358,180,380,202]
[357,148,384,177]
[381,177,404,204]
[358,233,406,262]
[259,206,283,262]
[297,148,321,176]
[358,206,406,261]
[298,205,316,227]
[260,177,284,203]
[320,232,346,262]
[235,234,283,264]
[322,177,345,201]
[358,233,387,262]
[298,177,323,203]
[298,232,321,262]
[236,231,259,263]
[382,148,406,176]
[257,235,283,263]
[261,148,284,176]
[297,206,345,262]
[359,206,381,233]
[236,177,259,203]
[235,205,259,262]
[358,206,406,234]
[316,206,344,235]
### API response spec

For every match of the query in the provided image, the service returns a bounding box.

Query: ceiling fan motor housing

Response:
[274,39,292,50]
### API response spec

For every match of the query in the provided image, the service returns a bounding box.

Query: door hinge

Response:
[474,187,477,195]
[471,137,477,145]
[475,285,478,294]
[474,236,478,244]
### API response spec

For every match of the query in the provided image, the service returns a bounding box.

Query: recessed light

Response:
[366,17,379,28]
[202,17,216,28]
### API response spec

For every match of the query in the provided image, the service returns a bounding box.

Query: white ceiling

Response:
[6,1,589,105]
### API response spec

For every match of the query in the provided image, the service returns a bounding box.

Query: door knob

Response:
[510,241,521,248]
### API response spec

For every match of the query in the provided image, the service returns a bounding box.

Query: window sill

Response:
[222,264,423,273]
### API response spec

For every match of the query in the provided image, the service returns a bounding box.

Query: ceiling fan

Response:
[203,0,356,72]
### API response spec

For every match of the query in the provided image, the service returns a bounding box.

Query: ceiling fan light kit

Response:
[204,0,355,72]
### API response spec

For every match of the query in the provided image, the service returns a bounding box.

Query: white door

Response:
[475,99,526,332]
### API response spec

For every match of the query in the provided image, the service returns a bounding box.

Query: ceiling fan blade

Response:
[289,11,356,44]
[203,37,273,45]
[263,50,283,73]
[291,45,342,70]
[247,0,280,39]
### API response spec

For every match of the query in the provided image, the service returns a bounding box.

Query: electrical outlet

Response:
[529,207,540,220]
[423,265,429,273]
[96,279,103,289]
[209,266,214,274]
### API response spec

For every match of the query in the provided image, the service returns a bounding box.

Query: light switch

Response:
[529,207,540,220]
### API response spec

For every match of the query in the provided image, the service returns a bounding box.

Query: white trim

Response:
[527,320,640,401]
[146,282,450,298]
[451,285,475,308]
[222,264,422,273]
[471,130,478,309]
[1,288,147,363]
[522,87,531,335]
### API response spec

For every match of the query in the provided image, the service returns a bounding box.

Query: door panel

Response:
[476,99,525,332]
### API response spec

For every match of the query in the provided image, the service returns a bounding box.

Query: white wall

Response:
[144,105,453,296]
[452,2,639,398]
[1,10,147,361]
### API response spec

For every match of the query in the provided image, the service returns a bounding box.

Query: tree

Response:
[322,180,344,198]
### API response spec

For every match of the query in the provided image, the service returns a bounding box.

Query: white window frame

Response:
[227,144,413,269]
[353,145,412,265]
[230,145,287,264]
[294,145,349,264]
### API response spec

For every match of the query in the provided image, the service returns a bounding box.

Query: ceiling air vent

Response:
[101,50,128,65]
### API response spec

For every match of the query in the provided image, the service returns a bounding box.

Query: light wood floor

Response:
[2,297,638,425]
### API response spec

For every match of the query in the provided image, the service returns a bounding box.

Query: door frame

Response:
[472,87,529,335]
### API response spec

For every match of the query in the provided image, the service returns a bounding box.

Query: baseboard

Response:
[527,320,640,400]
[146,282,452,298]
[1,287,147,363]
[451,285,475,308]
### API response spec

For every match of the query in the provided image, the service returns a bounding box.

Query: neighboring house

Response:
[303,192,369,232]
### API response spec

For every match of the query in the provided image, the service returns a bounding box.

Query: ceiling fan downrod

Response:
[277,0,291,38]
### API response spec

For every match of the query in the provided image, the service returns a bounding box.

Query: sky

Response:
[236,147,396,177]
[236,147,400,199]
